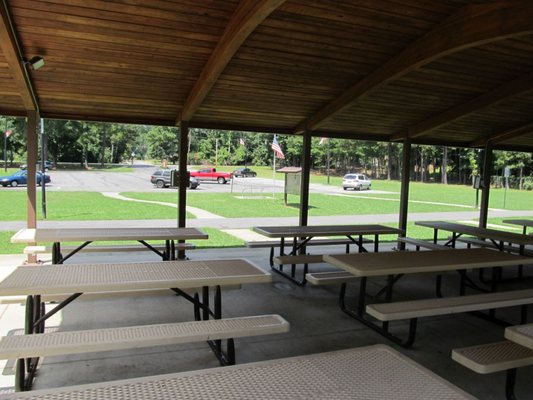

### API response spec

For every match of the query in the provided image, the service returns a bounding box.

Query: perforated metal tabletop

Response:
[0,259,271,296]
[0,345,476,400]
[505,323,533,350]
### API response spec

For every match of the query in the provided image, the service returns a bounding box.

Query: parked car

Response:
[233,167,257,178]
[21,160,54,171]
[189,168,232,184]
[342,174,371,190]
[150,169,199,189]
[0,170,51,187]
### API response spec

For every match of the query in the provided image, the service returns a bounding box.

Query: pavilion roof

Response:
[1,1,533,152]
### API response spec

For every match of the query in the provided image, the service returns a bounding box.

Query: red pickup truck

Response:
[189,168,232,184]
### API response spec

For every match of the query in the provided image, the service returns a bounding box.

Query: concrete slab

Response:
[0,246,531,399]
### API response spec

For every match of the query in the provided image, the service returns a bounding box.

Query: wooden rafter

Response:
[0,0,37,111]
[470,122,533,147]
[293,1,533,134]
[178,0,286,123]
[390,71,533,141]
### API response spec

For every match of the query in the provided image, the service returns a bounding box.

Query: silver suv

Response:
[342,174,371,191]
[150,169,199,189]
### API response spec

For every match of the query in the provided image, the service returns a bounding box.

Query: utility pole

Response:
[215,138,219,167]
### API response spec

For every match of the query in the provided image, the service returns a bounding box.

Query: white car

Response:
[342,174,371,191]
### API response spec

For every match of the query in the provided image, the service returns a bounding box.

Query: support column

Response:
[177,122,189,259]
[299,132,311,227]
[479,141,493,228]
[177,122,189,228]
[398,139,411,250]
[26,111,38,263]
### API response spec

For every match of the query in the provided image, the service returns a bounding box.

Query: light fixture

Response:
[23,56,45,70]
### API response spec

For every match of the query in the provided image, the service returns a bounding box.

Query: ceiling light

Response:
[24,56,45,70]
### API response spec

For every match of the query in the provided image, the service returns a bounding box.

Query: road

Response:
[0,162,389,196]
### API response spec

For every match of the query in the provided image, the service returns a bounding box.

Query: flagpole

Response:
[272,135,276,199]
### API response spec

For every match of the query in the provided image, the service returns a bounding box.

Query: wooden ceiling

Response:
[1,0,533,152]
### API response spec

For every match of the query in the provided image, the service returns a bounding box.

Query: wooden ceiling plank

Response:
[470,121,533,147]
[0,0,37,111]
[179,0,286,123]
[389,70,533,141]
[293,1,533,134]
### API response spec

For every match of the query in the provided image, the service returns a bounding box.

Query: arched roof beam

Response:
[293,1,533,134]
[178,0,285,123]
[0,0,38,112]
[470,122,533,148]
[390,71,533,141]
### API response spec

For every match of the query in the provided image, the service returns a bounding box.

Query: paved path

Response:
[3,209,533,231]
[101,192,223,219]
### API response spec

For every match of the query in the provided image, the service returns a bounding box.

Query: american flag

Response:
[271,137,285,159]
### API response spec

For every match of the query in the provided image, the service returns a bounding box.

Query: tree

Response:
[146,126,180,163]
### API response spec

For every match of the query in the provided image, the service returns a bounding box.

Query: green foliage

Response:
[0,191,194,221]
[146,126,180,163]
[2,115,532,186]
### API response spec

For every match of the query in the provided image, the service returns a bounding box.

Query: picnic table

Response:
[0,258,273,389]
[503,219,533,235]
[415,221,533,254]
[253,224,403,284]
[11,227,208,263]
[0,344,476,400]
[323,249,531,346]
[505,323,533,350]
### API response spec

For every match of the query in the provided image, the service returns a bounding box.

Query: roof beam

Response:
[0,0,38,111]
[390,71,533,141]
[293,1,533,134]
[178,0,285,123]
[470,122,533,147]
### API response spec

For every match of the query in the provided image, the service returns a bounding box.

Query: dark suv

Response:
[150,169,199,189]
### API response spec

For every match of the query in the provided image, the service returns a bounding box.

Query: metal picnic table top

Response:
[10,227,208,244]
[0,344,476,400]
[0,259,271,296]
[415,221,533,247]
[323,248,531,278]
[505,323,533,350]
[253,224,403,238]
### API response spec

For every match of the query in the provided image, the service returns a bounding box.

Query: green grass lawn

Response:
[0,174,531,254]
[0,192,194,220]
[125,191,483,218]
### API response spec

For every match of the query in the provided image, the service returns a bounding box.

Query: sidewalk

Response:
[2,209,533,231]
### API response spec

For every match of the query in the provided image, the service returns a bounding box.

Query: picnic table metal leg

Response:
[338,279,418,348]
[269,237,309,286]
[505,368,517,400]
[52,242,60,264]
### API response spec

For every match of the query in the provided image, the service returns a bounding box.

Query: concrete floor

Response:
[1,245,532,399]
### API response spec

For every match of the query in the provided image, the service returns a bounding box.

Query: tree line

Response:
[2,117,532,189]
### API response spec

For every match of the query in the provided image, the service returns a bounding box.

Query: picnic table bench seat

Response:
[0,315,289,360]
[306,270,356,285]
[365,288,533,347]
[452,340,533,400]
[397,237,450,251]
[366,288,533,321]
[23,243,196,260]
[246,237,372,249]
[5,315,289,391]
[272,254,325,265]
[453,237,533,256]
